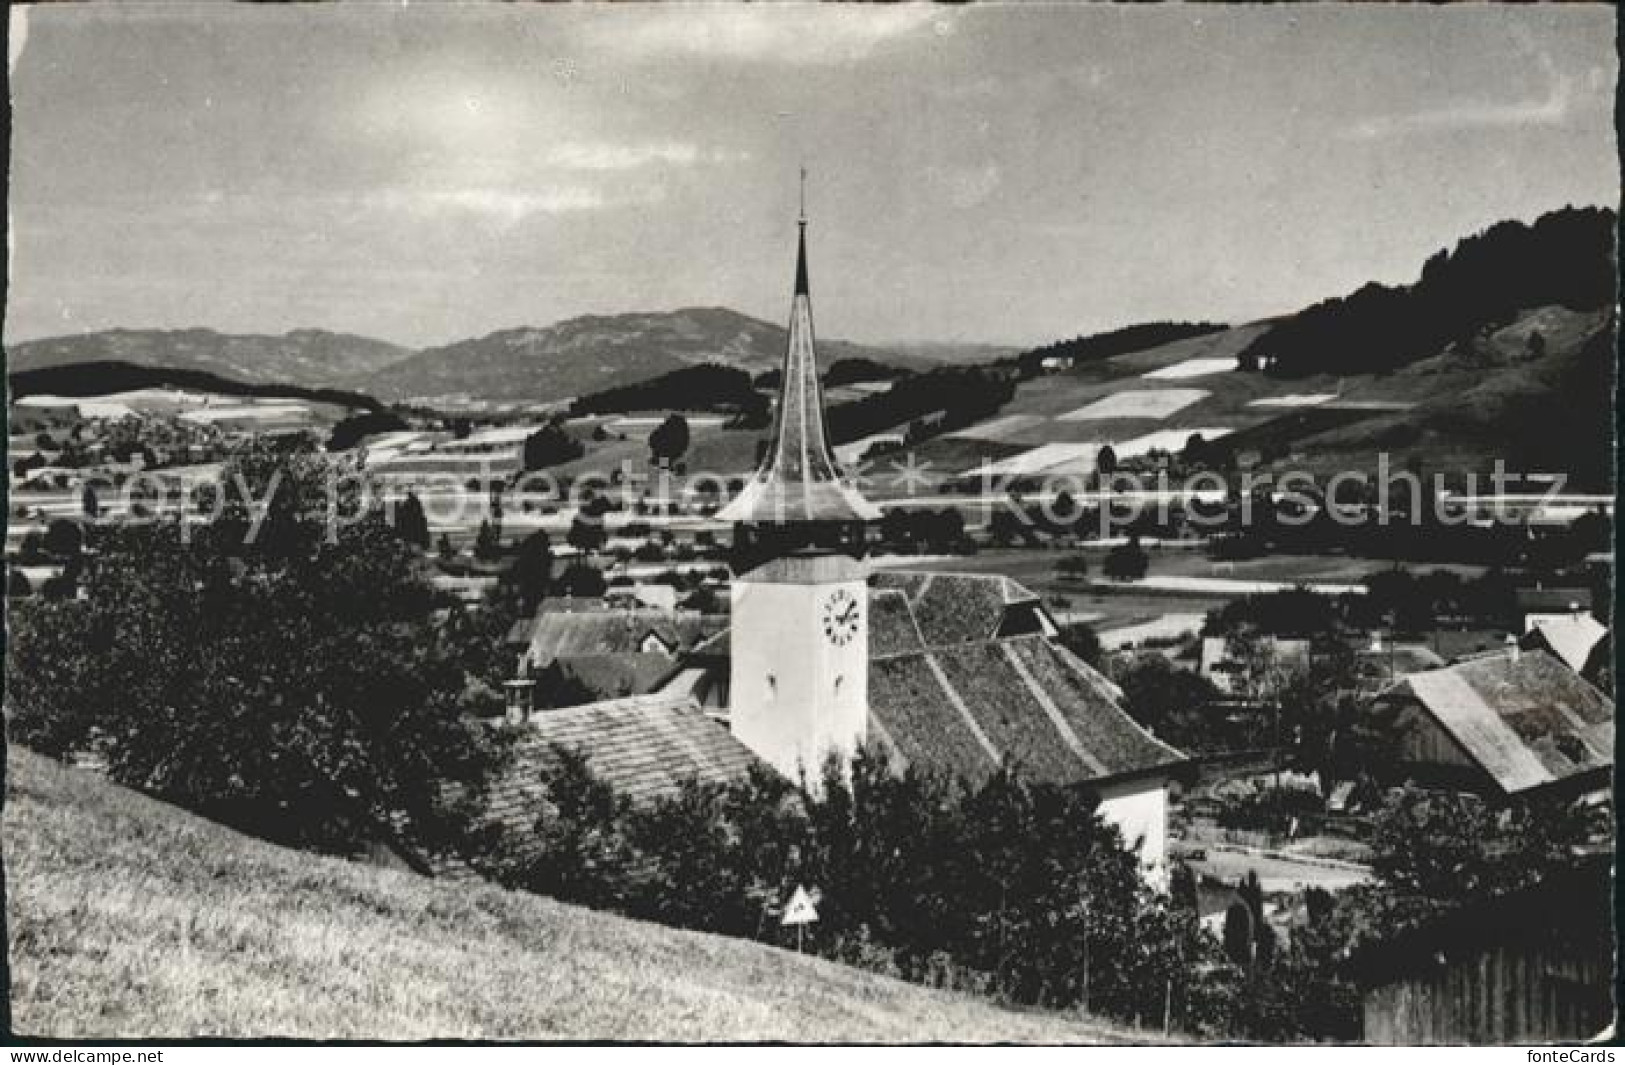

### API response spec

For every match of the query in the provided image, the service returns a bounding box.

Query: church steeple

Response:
[717,190,880,534]
[794,167,810,297]
[794,220,810,297]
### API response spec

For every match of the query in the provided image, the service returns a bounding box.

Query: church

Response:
[429,209,1189,887]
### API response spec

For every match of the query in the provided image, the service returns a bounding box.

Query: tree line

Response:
[1240,206,1615,377]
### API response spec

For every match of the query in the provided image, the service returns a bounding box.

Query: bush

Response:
[495,748,1201,1028]
[5,442,512,857]
[1102,539,1149,580]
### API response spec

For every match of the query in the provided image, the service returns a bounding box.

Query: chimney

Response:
[1368,630,1384,654]
[1506,634,1520,665]
[504,677,536,726]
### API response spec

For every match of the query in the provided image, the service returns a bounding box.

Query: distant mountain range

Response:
[6,308,991,407]
[6,327,413,390]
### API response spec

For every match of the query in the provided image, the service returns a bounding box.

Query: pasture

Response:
[4,747,1140,1042]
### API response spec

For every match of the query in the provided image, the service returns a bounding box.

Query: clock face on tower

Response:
[821,588,860,647]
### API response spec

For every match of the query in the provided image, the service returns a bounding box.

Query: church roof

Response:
[686,571,1185,788]
[716,221,880,526]
[869,634,1183,787]
[1380,649,1613,796]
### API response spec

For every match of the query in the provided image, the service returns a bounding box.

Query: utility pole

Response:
[1080,898,1091,1016]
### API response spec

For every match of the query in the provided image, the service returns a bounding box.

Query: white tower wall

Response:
[729,553,869,785]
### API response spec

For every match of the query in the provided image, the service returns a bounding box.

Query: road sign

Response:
[781,884,819,927]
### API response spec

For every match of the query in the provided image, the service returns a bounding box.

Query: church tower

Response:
[717,192,880,783]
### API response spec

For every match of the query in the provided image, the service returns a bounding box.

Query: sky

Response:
[6,3,1618,349]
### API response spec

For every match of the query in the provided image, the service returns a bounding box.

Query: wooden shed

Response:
[1357,857,1615,1044]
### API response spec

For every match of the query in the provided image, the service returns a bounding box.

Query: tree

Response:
[6,441,511,857]
[1182,433,1209,468]
[1056,554,1090,580]
[567,496,611,557]
[1096,445,1118,479]
[8,569,32,598]
[393,491,431,550]
[1102,537,1148,581]
[328,410,408,452]
[1116,654,1221,750]
[648,414,691,466]
[503,530,555,611]
[18,531,46,565]
[437,532,457,562]
[1367,786,1594,904]
[523,420,585,470]
[555,562,607,599]
[473,519,503,563]
[1057,622,1104,670]
[42,519,84,559]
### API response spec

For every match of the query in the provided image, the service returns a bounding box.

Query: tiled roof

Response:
[544,654,677,702]
[520,695,759,806]
[419,695,761,879]
[869,571,1040,651]
[866,634,1182,786]
[537,596,608,613]
[1385,649,1614,795]
[524,609,726,665]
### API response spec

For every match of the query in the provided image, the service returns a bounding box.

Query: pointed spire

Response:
[794,219,810,297]
[717,192,880,528]
[795,166,810,296]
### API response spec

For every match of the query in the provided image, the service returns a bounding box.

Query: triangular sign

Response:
[780,884,819,926]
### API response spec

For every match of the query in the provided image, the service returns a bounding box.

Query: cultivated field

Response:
[4,747,1143,1042]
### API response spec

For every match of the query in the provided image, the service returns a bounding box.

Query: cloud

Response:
[584,5,950,64]
[542,141,710,171]
[1344,47,1583,141]
[365,185,611,223]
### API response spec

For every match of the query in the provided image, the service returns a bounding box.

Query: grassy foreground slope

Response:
[3,747,1131,1042]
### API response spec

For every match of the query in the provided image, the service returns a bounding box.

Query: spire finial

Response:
[794,168,810,296]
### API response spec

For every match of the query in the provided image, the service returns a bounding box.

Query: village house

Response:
[518,605,727,707]
[1366,647,1614,802]
[1515,585,1595,632]
[1518,609,1608,674]
[1197,636,1311,697]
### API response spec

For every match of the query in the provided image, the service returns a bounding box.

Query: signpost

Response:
[780,884,819,953]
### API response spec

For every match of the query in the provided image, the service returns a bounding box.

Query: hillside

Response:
[909,301,1613,491]
[2,747,1134,1041]
[362,307,936,405]
[1240,205,1614,377]
[7,327,412,389]
[7,360,385,413]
